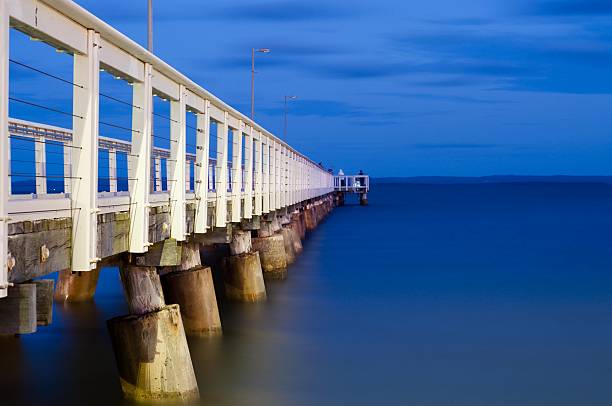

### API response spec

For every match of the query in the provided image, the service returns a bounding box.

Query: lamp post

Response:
[284,95,297,140]
[148,0,153,52]
[251,48,271,121]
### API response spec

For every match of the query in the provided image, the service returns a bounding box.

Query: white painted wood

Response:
[215,112,229,227]
[275,142,281,210]
[231,122,243,223]
[243,127,254,219]
[129,63,152,253]
[154,157,162,191]
[169,85,187,240]
[262,139,270,214]
[108,149,117,193]
[100,38,144,83]
[8,0,88,55]
[254,134,263,216]
[152,68,179,100]
[35,136,47,195]
[194,101,210,233]
[0,0,9,297]
[71,30,99,272]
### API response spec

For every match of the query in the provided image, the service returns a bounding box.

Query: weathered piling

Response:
[33,279,54,326]
[0,284,37,335]
[223,229,267,302]
[160,242,222,336]
[280,227,297,265]
[289,220,303,255]
[162,266,222,337]
[304,205,317,231]
[54,267,101,302]
[251,234,288,279]
[107,305,199,402]
[108,265,199,401]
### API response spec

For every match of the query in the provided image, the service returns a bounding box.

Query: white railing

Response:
[0,0,335,298]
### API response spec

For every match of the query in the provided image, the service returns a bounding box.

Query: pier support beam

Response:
[251,234,287,279]
[54,267,101,303]
[223,230,266,302]
[108,265,199,402]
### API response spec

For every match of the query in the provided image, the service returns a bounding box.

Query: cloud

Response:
[530,1,612,16]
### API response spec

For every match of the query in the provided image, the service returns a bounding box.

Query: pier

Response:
[0,0,365,401]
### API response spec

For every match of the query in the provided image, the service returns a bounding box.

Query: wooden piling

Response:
[54,267,101,303]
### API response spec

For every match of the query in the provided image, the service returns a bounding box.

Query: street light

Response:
[251,48,271,121]
[284,95,297,140]
[148,0,153,52]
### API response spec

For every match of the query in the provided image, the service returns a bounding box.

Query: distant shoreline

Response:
[372,176,612,185]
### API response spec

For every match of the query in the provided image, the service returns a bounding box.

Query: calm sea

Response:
[2,182,612,405]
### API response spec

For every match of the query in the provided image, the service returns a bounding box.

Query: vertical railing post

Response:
[254,133,263,216]
[169,85,187,240]
[71,30,100,271]
[279,145,286,208]
[275,142,281,210]
[243,126,254,218]
[268,141,275,212]
[35,135,47,195]
[231,121,243,223]
[185,159,190,192]
[194,100,210,234]
[0,0,9,297]
[129,63,152,253]
[154,156,162,191]
[108,148,117,193]
[215,112,229,227]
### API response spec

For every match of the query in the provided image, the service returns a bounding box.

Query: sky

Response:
[8,0,612,177]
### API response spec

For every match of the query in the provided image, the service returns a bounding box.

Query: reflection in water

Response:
[2,184,612,405]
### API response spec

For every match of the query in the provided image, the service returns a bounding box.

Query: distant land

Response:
[372,176,612,185]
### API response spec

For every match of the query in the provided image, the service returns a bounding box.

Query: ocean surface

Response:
[2,182,612,405]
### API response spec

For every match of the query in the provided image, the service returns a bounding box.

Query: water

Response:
[3,182,612,405]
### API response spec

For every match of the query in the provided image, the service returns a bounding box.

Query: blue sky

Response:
[8,0,612,176]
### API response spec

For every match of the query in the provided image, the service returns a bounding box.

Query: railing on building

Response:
[334,175,370,193]
[0,0,335,298]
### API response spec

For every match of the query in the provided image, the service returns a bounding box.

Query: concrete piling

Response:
[159,242,222,336]
[280,227,297,265]
[251,234,288,279]
[0,284,37,335]
[108,264,199,401]
[224,252,267,302]
[161,266,222,337]
[223,228,267,302]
